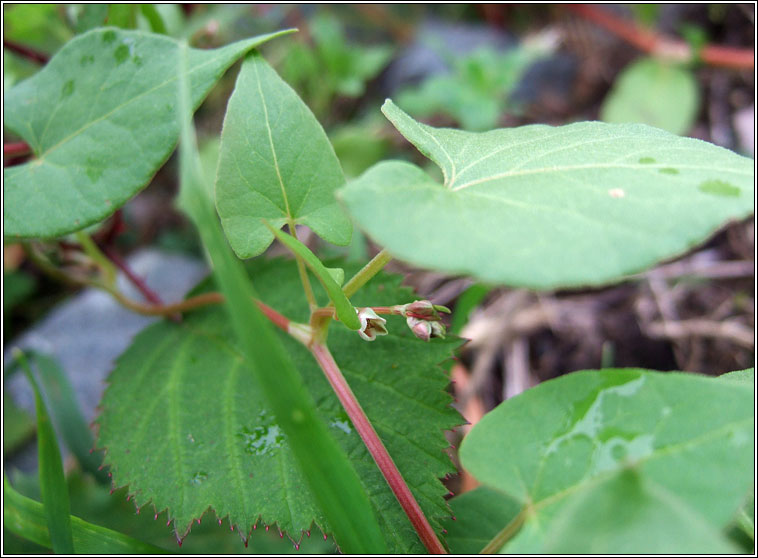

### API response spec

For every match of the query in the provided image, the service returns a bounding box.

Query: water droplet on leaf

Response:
[239,413,285,455]
[114,44,129,64]
[189,471,208,485]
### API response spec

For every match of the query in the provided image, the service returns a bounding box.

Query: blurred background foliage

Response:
[3,3,754,554]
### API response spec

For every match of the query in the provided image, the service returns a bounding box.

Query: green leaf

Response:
[460,368,754,553]
[326,266,345,286]
[15,351,74,554]
[719,368,754,385]
[215,52,352,259]
[528,469,739,553]
[267,226,360,330]
[174,47,386,554]
[601,57,699,136]
[3,27,293,240]
[3,475,168,553]
[309,12,392,98]
[96,259,460,553]
[396,47,537,132]
[331,121,391,179]
[339,100,754,289]
[441,486,520,554]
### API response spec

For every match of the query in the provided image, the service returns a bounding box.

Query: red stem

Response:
[3,39,49,64]
[566,4,754,70]
[96,210,126,247]
[309,343,447,554]
[701,44,756,70]
[100,244,165,306]
[4,142,31,157]
[256,300,291,332]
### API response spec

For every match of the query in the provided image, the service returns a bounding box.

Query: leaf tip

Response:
[380,98,397,116]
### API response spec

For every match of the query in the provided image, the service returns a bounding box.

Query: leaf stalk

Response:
[341,249,393,298]
[480,505,529,554]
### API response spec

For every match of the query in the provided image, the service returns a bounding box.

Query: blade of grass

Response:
[25,350,107,483]
[3,476,168,553]
[175,44,387,553]
[140,4,168,34]
[266,225,361,330]
[14,349,74,554]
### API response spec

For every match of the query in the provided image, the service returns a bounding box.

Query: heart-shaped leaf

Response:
[3,28,292,239]
[339,100,754,289]
[215,53,352,259]
[96,260,460,552]
[459,368,754,553]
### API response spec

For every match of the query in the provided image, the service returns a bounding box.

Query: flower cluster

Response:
[399,300,449,342]
[354,300,449,342]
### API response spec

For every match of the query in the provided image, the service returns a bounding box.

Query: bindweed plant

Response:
[3,27,754,555]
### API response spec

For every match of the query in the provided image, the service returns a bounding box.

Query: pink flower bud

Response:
[407,316,432,342]
[403,300,437,319]
[356,308,388,341]
[400,300,451,320]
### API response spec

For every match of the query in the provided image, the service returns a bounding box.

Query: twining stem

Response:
[23,241,293,329]
[75,232,117,286]
[309,342,447,555]
[100,244,164,306]
[479,506,529,554]
[98,286,292,331]
[341,249,392,299]
[3,39,49,64]
[566,4,754,69]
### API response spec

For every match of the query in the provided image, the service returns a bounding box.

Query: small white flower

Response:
[356,308,388,341]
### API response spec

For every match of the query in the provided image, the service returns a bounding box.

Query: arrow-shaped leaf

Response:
[339,100,754,289]
[3,28,293,239]
[460,368,753,553]
[215,52,352,258]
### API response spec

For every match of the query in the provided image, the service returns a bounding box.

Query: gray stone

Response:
[4,249,208,467]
